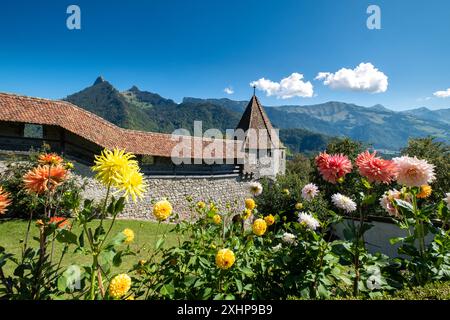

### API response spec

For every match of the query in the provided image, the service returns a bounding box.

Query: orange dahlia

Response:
[23,165,68,194]
[49,216,71,229]
[0,187,12,215]
[38,153,63,166]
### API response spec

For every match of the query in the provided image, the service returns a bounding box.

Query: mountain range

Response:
[64,77,450,154]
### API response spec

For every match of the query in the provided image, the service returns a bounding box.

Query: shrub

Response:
[0,149,84,219]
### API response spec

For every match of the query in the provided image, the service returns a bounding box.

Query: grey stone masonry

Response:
[0,159,253,221]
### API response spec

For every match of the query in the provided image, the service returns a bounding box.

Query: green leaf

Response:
[395,199,414,213]
[160,283,174,298]
[56,229,78,245]
[57,275,68,292]
[389,237,404,245]
[155,238,165,250]
[110,232,126,246]
[235,279,243,293]
[240,267,254,277]
[113,252,123,267]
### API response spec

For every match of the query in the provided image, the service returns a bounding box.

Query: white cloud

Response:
[315,62,388,93]
[250,73,314,99]
[433,88,450,98]
[224,87,234,95]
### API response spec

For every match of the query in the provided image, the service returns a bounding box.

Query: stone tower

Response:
[235,93,286,179]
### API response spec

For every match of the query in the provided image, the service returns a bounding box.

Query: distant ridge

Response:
[63,76,449,153]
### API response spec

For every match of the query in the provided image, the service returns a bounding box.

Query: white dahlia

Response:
[301,183,319,201]
[297,212,320,230]
[249,182,263,196]
[281,232,297,245]
[444,193,450,210]
[392,156,435,187]
[331,193,357,213]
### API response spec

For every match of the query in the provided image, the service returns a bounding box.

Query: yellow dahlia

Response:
[209,202,218,213]
[242,208,252,220]
[212,214,222,225]
[417,185,432,199]
[245,198,256,210]
[295,202,303,210]
[108,274,131,299]
[215,249,235,270]
[38,153,63,166]
[122,228,135,244]
[264,214,275,226]
[115,168,146,202]
[0,187,12,215]
[197,201,206,209]
[252,218,267,236]
[92,148,138,187]
[65,162,74,170]
[153,199,173,221]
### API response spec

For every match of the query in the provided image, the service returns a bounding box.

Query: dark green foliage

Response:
[385,281,450,300]
[279,129,331,156]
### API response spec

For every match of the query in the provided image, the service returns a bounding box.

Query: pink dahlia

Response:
[392,156,435,187]
[379,189,402,218]
[315,152,353,184]
[356,151,398,184]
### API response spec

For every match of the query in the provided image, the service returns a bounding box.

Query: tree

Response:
[325,137,367,161]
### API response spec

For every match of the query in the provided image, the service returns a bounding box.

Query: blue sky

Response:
[0,0,449,110]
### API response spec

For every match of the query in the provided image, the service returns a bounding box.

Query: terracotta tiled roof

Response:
[0,92,242,160]
[235,95,283,149]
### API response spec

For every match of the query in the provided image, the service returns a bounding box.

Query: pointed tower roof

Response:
[236,94,282,149]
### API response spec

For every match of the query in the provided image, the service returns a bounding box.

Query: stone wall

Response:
[0,159,252,221]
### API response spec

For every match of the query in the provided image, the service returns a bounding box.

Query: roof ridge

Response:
[0,92,236,143]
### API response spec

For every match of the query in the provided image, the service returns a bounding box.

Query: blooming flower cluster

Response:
[301,183,319,201]
[355,151,398,184]
[23,165,68,194]
[212,214,222,225]
[92,148,146,202]
[0,187,11,215]
[264,214,275,226]
[297,212,320,230]
[392,156,436,187]
[49,216,71,229]
[445,193,450,210]
[249,182,263,196]
[331,193,357,213]
[416,185,432,199]
[38,153,63,166]
[122,228,135,244]
[379,189,405,218]
[215,248,235,270]
[108,274,132,299]
[281,232,297,245]
[245,198,256,211]
[252,218,267,236]
[315,152,353,184]
[153,199,173,221]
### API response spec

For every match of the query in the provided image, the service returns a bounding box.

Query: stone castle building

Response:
[0,91,285,219]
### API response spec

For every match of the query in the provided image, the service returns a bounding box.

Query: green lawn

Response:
[0,219,178,276]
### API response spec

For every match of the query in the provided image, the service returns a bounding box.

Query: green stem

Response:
[89,255,98,300]
[100,183,112,227]
[22,211,33,260]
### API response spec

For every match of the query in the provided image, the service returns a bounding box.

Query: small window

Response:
[140,155,154,165]
[24,124,43,139]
